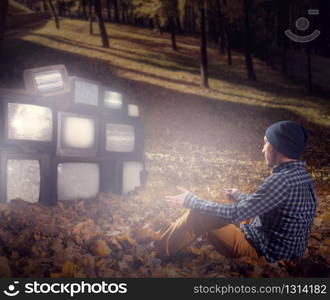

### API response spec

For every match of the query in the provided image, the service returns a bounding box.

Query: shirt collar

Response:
[272,160,306,173]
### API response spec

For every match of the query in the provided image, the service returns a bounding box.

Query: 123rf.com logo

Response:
[2,281,127,297]
[3,281,20,297]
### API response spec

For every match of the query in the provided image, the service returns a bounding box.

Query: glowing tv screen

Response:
[57,112,98,157]
[100,160,144,195]
[7,103,53,142]
[57,162,100,201]
[122,161,143,195]
[104,90,123,110]
[105,123,135,152]
[62,116,95,148]
[7,159,41,203]
[128,104,140,117]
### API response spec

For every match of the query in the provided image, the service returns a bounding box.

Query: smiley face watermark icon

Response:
[3,281,20,297]
[285,9,321,43]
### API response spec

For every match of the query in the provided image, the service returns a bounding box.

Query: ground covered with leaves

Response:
[0,19,329,277]
[0,107,329,277]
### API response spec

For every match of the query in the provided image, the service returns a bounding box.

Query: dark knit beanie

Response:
[265,121,309,159]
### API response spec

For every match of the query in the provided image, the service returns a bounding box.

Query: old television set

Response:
[128,104,140,118]
[100,159,144,195]
[57,112,99,157]
[68,76,101,111]
[56,159,101,201]
[102,88,129,117]
[0,150,52,204]
[0,92,56,153]
[23,65,70,96]
[100,115,144,160]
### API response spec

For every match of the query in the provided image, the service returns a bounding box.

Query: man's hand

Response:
[165,187,189,208]
[224,188,239,201]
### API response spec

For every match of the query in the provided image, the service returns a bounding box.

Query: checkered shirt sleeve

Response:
[184,173,288,223]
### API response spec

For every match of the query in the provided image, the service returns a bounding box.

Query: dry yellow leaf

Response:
[61,260,78,277]
[92,240,112,257]
[50,273,62,278]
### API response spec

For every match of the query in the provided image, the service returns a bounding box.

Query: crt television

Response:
[56,159,100,201]
[0,150,51,205]
[23,65,70,96]
[102,88,129,118]
[68,76,101,111]
[100,159,144,195]
[128,104,140,118]
[0,92,56,152]
[57,112,99,157]
[100,115,144,160]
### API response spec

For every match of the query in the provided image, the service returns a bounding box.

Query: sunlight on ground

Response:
[12,19,329,127]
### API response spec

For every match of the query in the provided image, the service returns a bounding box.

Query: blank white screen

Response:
[8,103,53,141]
[122,161,143,195]
[7,159,40,203]
[106,123,135,152]
[62,116,95,149]
[128,104,139,117]
[57,163,99,201]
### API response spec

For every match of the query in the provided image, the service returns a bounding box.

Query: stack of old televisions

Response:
[0,65,144,205]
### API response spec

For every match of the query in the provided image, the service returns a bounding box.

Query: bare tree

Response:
[243,0,256,80]
[81,0,88,20]
[94,0,110,48]
[89,0,94,34]
[199,0,209,88]
[0,0,9,50]
[48,0,60,29]
[106,0,112,21]
[113,0,119,22]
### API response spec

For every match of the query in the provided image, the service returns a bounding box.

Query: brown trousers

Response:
[156,209,260,259]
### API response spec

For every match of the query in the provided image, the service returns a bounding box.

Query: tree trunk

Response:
[176,16,182,33]
[243,0,256,80]
[56,0,60,16]
[81,0,88,20]
[216,0,226,55]
[106,0,111,21]
[94,0,110,48]
[265,5,275,68]
[277,0,290,75]
[121,3,125,22]
[224,22,232,65]
[200,1,209,88]
[184,4,190,32]
[169,16,177,51]
[154,15,163,34]
[42,0,48,11]
[113,0,119,22]
[218,14,226,55]
[48,0,60,29]
[0,0,8,51]
[191,5,197,32]
[89,0,94,35]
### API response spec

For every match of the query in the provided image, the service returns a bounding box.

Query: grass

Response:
[4,18,330,128]
[8,0,33,15]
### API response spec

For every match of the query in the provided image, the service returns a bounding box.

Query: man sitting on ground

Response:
[155,121,317,263]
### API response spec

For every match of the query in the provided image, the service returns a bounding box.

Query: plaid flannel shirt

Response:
[184,161,317,262]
